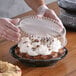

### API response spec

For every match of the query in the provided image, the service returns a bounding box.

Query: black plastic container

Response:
[58,0,76,31]
[58,0,76,12]
[10,45,68,67]
[59,8,76,30]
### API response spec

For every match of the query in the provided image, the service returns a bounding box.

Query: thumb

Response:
[10,18,20,25]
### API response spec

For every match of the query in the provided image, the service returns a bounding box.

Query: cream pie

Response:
[16,35,64,60]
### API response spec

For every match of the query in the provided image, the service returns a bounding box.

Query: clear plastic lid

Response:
[18,15,67,48]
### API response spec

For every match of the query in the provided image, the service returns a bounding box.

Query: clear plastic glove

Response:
[37,5,64,29]
[0,18,21,41]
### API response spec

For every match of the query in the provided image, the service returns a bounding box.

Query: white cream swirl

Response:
[18,37,62,56]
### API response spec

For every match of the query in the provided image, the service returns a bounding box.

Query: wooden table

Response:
[0,2,76,76]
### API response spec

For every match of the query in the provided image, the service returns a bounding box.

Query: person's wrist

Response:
[37,4,49,16]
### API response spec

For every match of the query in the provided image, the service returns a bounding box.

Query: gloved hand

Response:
[37,5,64,29]
[0,18,21,41]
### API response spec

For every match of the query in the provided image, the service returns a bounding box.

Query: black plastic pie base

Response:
[9,45,68,67]
[18,59,58,67]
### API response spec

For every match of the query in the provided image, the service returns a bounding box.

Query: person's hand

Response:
[37,5,64,29]
[0,18,21,41]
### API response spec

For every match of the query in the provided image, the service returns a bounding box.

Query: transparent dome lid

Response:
[18,15,67,48]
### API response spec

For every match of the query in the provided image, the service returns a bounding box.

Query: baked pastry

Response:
[0,61,22,76]
[15,35,64,60]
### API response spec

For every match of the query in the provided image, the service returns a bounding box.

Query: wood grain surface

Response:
[0,2,76,76]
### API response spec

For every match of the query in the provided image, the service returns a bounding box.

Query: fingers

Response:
[4,29,20,41]
[6,21,20,32]
[0,18,21,41]
[0,18,20,32]
[44,9,64,29]
[10,18,20,25]
[0,26,21,41]
[44,9,57,21]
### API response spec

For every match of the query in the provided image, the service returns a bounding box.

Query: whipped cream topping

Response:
[18,36,62,56]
